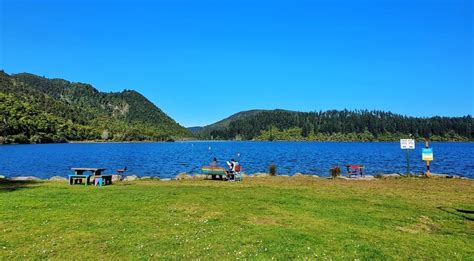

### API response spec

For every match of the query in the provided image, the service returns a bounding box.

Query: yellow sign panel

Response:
[422,148,433,161]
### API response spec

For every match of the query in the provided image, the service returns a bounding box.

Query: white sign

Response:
[400,139,415,149]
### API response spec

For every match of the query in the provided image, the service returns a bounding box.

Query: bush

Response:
[11,134,29,144]
[268,164,277,176]
[330,166,341,178]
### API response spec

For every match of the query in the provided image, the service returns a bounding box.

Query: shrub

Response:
[330,166,341,178]
[268,164,277,176]
[12,134,29,144]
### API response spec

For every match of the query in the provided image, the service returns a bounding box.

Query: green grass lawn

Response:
[1,177,473,259]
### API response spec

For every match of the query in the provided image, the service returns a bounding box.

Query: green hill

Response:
[0,71,190,144]
[193,109,266,139]
[196,109,473,141]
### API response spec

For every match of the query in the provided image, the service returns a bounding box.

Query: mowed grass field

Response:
[1,177,473,260]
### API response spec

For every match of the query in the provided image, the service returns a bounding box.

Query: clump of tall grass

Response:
[268,164,277,176]
[330,166,341,178]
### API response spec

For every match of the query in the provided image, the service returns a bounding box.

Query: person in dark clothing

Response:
[210,157,218,167]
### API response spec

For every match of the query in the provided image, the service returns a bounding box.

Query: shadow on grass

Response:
[437,207,474,221]
[0,180,41,193]
[456,209,474,214]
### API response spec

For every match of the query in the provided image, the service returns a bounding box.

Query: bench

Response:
[99,175,112,185]
[94,175,113,186]
[68,174,92,186]
[201,167,228,180]
[201,166,243,181]
[69,168,113,186]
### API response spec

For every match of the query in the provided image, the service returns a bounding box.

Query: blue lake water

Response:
[0,141,473,179]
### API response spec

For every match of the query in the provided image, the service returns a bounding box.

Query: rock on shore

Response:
[124,175,139,181]
[10,176,42,181]
[336,175,375,180]
[176,173,192,180]
[377,173,402,179]
[49,176,67,181]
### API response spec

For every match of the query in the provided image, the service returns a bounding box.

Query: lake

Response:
[0,141,473,179]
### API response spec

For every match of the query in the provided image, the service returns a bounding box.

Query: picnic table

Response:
[201,166,228,180]
[201,166,243,181]
[69,168,112,186]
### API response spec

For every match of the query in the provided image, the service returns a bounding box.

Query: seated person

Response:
[210,157,218,167]
[226,159,239,179]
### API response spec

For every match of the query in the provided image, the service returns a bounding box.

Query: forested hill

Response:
[196,109,473,141]
[0,71,190,144]
[192,110,265,136]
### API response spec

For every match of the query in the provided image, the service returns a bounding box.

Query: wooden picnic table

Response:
[71,168,106,176]
[70,168,112,186]
[201,166,243,181]
[201,166,228,180]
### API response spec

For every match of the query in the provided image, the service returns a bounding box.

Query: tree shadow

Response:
[0,180,41,193]
[456,209,474,214]
[437,207,474,221]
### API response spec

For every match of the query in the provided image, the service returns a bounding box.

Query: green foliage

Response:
[0,92,97,143]
[330,166,341,178]
[268,164,277,176]
[0,72,190,144]
[200,109,473,141]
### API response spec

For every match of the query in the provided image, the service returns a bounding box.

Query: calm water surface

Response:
[0,141,472,179]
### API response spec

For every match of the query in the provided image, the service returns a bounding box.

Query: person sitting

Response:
[210,157,218,167]
[226,159,239,180]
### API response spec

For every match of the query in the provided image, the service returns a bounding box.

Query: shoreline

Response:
[2,139,473,145]
[1,172,470,182]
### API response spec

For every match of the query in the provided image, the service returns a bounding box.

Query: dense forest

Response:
[0,71,190,144]
[196,110,473,141]
[2,70,472,144]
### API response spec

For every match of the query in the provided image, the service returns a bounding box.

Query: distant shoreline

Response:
[1,139,473,145]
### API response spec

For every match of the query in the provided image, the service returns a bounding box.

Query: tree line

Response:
[203,110,472,141]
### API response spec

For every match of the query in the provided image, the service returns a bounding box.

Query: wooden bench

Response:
[94,175,112,186]
[201,167,228,180]
[201,166,243,181]
[99,175,113,186]
[70,168,112,186]
[68,174,92,186]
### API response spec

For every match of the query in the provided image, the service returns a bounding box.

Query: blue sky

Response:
[1,0,472,127]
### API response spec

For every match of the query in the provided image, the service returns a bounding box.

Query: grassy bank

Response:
[1,177,473,259]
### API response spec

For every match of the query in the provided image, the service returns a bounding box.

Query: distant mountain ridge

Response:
[2,70,472,144]
[193,109,267,137]
[187,126,204,134]
[193,109,473,141]
[0,71,189,144]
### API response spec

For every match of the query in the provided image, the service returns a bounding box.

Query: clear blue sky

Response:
[1,0,472,127]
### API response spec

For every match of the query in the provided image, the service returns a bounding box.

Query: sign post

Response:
[400,139,415,176]
[422,140,433,177]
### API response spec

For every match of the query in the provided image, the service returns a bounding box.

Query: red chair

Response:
[234,165,242,172]
[347,165,364,178]
[234,165,243,181]
[117,166,127,175]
